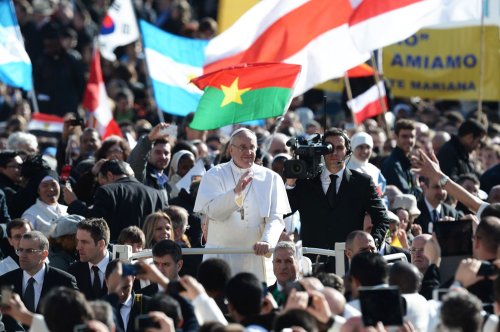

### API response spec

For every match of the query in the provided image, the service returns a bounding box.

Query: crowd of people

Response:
[0,0,499,331]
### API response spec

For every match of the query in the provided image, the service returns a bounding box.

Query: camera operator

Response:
[286,128,389,272]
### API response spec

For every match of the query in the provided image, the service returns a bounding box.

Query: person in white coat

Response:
[347,132,386,196]
[194,128,291,282]
[22,172,68,236]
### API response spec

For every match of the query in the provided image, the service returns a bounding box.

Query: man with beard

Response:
[128,122,172,203]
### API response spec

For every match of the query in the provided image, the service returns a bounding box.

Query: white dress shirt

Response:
[23,264,46,311]
[120,294,133,331]
[87,251,110,288]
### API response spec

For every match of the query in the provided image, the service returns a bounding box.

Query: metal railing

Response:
[112,243,407,276]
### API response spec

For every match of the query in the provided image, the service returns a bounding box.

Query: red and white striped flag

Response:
[82,48,122,139]
[347,79,387,124]
[28,113,65,132]
[349,0,481,52]
[204,0,369,96]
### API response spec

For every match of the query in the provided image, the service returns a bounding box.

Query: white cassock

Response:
[194,160,291,282]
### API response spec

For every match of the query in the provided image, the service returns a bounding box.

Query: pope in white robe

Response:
[194,128,291,282]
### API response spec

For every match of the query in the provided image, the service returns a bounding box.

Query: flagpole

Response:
[477,0,486,120]
[369,51,390,137]
[343,74,357,125]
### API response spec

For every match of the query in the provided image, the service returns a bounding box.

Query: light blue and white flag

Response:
[0,0,32,91]
[140,20,208,117]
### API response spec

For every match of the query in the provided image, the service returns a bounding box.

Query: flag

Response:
[0,0,32,90]
[99,0,139,61]
[140,20,208,116]
[82,48,122,138]
[347,63,374,78]
[346,78,387,124]
[349,0,481,53]
[28,113,64,132]
[204,0,369,96]
[190,63,301,130]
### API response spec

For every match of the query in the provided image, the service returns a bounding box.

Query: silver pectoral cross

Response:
[239,207,244,220]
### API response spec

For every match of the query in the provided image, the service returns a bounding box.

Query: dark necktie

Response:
[432,209,439,223]
[92,266,101,298]
[24,277,35,312]
[327,174,338,206]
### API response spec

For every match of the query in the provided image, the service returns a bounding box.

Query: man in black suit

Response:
[0,231,77,330]
[68,218,112,300]
[104,259,150,332]
[415,176,463,234]
[64,160,167,241]
[137,240,199,332]
[286,128,389,272]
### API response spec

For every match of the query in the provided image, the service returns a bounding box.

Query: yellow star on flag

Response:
[220,77,251,107]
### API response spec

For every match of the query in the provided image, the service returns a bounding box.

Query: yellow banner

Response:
[217,0,259,33]
[383,26,500,101]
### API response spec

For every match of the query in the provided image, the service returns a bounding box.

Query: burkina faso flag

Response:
[189,62,301,130]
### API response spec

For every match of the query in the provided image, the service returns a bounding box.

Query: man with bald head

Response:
[195,128,291,282]
[410,234,441,299]
[345,231,377,264]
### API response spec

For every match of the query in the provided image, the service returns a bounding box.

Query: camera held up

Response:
[283,134,332,179]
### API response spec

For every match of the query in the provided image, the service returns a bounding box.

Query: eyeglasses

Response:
[231,144,256,153]
[15,248,44,255]
[409,248,424,254]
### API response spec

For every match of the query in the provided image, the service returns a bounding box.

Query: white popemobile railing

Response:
[113,242,407,277]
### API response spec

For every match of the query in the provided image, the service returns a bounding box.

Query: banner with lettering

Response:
[382,26,500,101]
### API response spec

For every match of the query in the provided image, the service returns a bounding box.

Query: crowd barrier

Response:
[113,243,407,277]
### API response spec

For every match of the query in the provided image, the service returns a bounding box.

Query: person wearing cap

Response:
[392,193,422,243]
[347,132,386,196]
[381,119,422,199]
[194,128,291,283]
[21,172,68,236]
[48,214,85,271]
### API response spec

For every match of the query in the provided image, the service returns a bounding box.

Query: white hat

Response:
[392,194,421,217]
[51,215,85,238]
[351,132,373,150]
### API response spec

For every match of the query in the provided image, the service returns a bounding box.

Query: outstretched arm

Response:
[412,149,483,213]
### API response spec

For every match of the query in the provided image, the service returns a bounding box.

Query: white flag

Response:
[98,0,139,61]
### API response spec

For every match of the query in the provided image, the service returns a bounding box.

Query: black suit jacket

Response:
[68,177,167,241]
[288,168,389,250]
[104,292,151,332]
[0,264,78,313]
[414,199,463,234]
[137,283,199,332]
[68,252,112,300]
